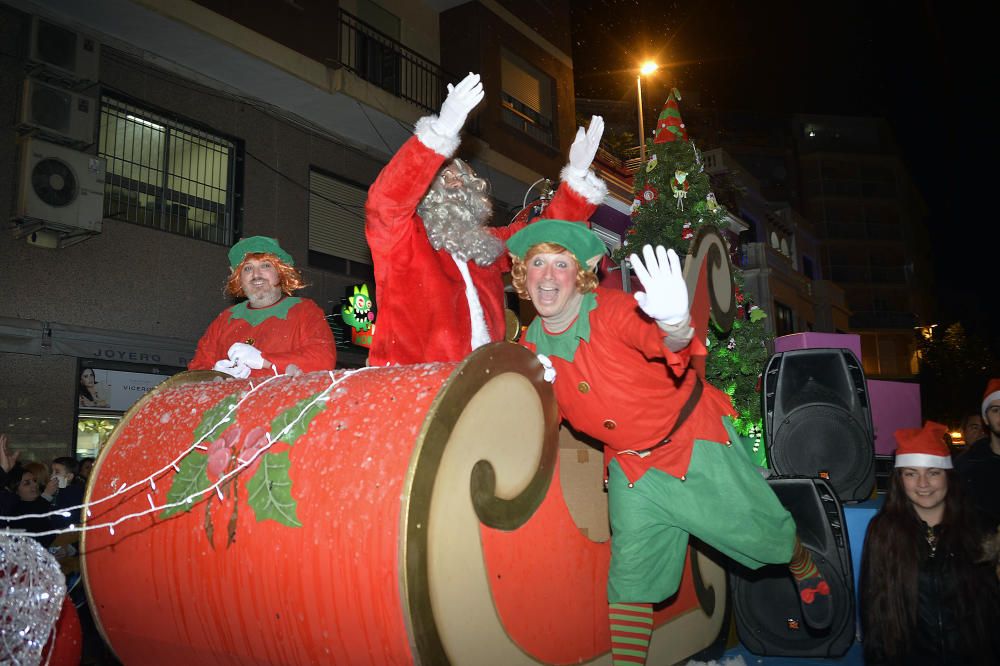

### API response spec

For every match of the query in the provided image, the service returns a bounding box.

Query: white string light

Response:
[2,368,373,539]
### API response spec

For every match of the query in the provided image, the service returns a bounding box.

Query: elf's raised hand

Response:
[434,72,484,137]
[629,244,688,325]
[566,115,605,178]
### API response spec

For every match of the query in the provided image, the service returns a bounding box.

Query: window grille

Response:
[308,169,371,265]
[98,95,238,245]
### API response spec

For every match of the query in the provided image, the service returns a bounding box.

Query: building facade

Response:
[794,115,932,378]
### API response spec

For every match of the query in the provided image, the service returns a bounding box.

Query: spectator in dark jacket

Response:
[956,378,1000,529]
[861,421,1000,665]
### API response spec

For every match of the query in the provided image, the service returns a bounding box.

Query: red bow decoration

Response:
[800,580,831,604]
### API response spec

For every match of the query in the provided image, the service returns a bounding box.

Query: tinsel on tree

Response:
[613,90,771,459]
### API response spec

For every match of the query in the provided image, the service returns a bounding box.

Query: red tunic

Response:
[521,287,736,483]
[365,135,598,366]
[188,297,336,377]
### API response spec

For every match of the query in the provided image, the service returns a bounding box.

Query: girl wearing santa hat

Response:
[860,421,1000,665]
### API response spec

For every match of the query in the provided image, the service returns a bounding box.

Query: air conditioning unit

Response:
[20,78,96,145]
[28,16,100,85]
[16,138,106,235]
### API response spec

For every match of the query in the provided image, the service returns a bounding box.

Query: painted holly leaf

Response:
[749,307,767,323]
[246,450,301,527]
[192,394,241,445]
[161,452,210,519]
[270,392,326,446]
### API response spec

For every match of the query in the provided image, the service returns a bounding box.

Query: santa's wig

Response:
[418,158,502,266]
[225,252,306,298]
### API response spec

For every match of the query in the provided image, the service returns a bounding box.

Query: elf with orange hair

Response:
[189,236,336,378]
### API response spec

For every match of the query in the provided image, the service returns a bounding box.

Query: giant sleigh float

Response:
[81,229,736,665]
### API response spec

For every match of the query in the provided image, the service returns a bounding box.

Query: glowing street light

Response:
[637,61,658,164]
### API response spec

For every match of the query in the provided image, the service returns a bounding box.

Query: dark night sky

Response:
[570,0,995,343]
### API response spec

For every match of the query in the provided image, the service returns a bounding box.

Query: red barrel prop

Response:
[83,343,727,665]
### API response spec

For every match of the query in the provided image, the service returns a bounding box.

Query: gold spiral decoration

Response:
[684,226,736,332]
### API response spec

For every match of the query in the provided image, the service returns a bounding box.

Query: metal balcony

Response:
[338,10,452,113]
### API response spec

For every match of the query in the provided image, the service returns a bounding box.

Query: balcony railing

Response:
[338,10,451,113]
[501,92,555,148]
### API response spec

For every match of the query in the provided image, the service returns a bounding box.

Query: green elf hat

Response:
[653,88,688,144]
[228,236,295,268]
[506,219,607,270]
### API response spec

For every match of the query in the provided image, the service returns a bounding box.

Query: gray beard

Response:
[245,286,283,308]
[418,181,503,267]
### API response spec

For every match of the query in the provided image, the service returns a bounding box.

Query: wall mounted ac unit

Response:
[16,138,106,235]
[20,78,96,145]
[29,16,100,85]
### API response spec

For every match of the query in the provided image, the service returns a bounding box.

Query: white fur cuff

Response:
[415,115,461,158]
[560,165,608,205]
[657,313,695,352]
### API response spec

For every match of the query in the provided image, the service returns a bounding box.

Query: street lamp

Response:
[637,61,658,164]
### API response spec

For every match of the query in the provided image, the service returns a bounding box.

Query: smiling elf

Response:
[507,219,834,665]
[188,236,336,378]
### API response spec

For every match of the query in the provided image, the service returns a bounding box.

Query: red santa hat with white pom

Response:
[893,421,952,469]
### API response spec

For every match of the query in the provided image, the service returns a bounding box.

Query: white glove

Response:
[227,342,265,369]
[537,353,556,383]
[433,72,484,138]
[213,358,251,379]
[565,115,605,178]
[629,245,689,325]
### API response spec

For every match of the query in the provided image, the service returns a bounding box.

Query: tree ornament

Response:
[749,305,766,323]
[681,220,694,241]
[670,170,689,209]
[706,192,719,211]
[639,184,659,204]
[653,89,689,143]
[736,304,745,320]
[727,338,737,350]
[645,153,658,172]
[630,197,642,217]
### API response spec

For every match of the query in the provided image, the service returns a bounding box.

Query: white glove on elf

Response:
[227,342,266,370]
[213,358,251,379]
[629,245,689,325]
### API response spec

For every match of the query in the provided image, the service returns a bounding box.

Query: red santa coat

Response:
[189,297,337,377]
[365,135,598,365]
[521,287,736,484]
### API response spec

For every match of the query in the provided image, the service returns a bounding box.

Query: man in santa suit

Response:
[365,72,607,365]
[188,236,337,378]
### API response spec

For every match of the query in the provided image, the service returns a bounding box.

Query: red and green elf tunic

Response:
[189,297,337,378]
[520,286,795,603]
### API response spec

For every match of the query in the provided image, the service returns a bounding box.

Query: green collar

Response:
[229,296,300,326]
[525,292,597,362]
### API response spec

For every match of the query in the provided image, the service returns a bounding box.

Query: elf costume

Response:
[189,297,336,377]
[508,220,833,665]
[365,73,606,366]
[188,236,336,377]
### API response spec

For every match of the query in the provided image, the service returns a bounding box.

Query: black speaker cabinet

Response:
[730,477,855,658]
[763,348,875,502]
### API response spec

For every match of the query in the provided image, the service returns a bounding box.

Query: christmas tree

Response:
[614,90,770,462]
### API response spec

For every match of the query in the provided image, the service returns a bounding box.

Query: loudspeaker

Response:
[731,477,855,658]
[763,348,875,502]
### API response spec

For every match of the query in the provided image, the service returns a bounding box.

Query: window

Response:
[352,1,401,96]
[501,50,555,147]
[308,168,372,277]
[802,255,815,279]
[774,301,794,337]
[98,95,239,244]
